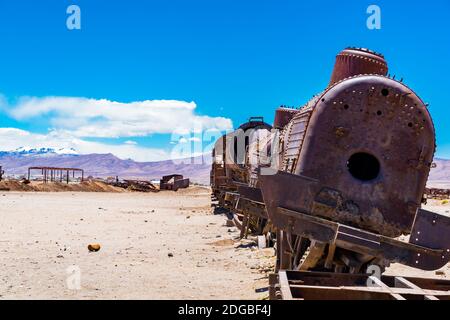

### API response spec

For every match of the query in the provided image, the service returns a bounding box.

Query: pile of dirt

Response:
[0,180,126,193]
[0,180,209,194]
[0,180,34,192]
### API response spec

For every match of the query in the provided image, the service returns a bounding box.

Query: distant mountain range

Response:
[0,148,449,187]
[0,148,211,184]
[427,158,450,188]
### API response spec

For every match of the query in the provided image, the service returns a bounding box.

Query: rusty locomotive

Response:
[211,47,450,287]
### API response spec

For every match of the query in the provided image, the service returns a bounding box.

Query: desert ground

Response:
[0,187,272,299]
[0,186,449,300]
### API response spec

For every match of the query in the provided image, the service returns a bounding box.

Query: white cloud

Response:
[0,94,233,162]
[173,136,203,144]
[0,128,204,162]
[4,96,233,138]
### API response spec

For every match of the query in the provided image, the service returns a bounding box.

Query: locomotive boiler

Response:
[211,47,450,276]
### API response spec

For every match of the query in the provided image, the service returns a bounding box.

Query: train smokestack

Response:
[329,47,388,86]
[273,107,297,129]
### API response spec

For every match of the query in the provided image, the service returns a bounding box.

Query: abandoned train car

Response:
[211,47,450,277]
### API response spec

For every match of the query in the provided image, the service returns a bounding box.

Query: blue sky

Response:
[0,0,449,161]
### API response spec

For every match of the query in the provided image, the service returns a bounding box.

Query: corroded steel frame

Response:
[27,166,84,183]
[259,171,450,271]
[270,271,450,300]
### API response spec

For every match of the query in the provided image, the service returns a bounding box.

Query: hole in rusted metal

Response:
[381,89,389,96]
[377,110,382,116]
[347,152,380,181]
[344,104,349,110]
[408,122,413,127]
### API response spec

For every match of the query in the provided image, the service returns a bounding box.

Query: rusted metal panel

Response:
[268,273,281,300]
[409,209,450,259]
[236,198,267,220]
[237,186,264,203]
[258,171,319,228]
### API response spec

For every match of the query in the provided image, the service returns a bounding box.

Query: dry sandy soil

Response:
[0,187,449,300]
[0,187,272,300]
